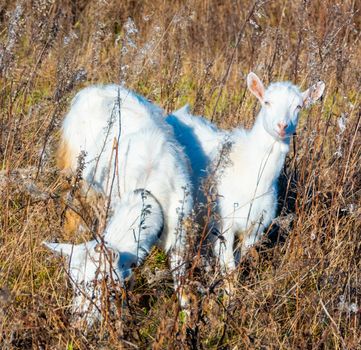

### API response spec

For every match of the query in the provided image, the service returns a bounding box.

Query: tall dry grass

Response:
[0,0,360,348]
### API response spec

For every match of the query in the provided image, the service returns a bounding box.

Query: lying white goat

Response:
[44,85,193,323]
[167,72,325,274]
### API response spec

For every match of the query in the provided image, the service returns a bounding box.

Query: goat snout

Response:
[277,122,288,137]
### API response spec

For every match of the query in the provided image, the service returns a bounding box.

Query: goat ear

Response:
[302,81,325,107]
[247,72,265,103]
[43,241,76,257]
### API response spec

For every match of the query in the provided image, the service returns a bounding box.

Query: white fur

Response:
[167,73,325,272]
[45,85,193,323]
[44,189,164,323]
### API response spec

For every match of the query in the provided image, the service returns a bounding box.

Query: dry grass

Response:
[0,0,360,348]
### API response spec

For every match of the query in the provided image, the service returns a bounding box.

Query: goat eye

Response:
[264,101,271,107]
[296,105,302,110]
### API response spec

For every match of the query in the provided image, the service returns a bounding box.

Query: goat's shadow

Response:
[166,113,210,199]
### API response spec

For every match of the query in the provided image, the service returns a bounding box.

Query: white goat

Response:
[167,72,325,275]
[44,85,193,323]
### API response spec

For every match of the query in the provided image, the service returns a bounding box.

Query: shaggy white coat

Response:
[44,85,193,323]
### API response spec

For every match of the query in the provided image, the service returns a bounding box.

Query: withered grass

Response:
[0,1,360,348]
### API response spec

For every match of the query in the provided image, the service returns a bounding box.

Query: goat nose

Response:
[277,122,288,130]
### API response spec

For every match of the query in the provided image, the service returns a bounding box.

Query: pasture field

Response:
[0,0,360,348]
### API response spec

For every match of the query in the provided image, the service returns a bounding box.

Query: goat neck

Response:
[238,111,290,188]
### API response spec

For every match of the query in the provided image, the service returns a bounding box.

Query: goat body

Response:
[45,85,193,323]
[167,73,325,272]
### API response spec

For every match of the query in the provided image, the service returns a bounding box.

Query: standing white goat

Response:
[44,85,193,323]
[167,72,325,275]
